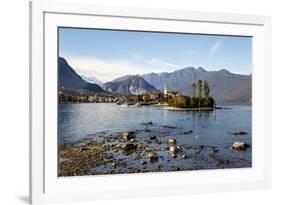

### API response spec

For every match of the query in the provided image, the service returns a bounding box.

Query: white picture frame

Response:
[30,1,272,204]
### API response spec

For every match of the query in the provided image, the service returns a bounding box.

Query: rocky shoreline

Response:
[58,124,251,177]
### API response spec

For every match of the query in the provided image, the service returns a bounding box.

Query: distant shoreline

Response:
[58,102,251,108]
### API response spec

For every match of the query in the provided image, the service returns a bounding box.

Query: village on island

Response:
[59,79,215,110]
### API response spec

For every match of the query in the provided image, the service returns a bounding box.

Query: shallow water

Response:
[58,103,252,173]
[59,104,251,145]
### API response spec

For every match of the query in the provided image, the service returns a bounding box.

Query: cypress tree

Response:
[197,80,202,98]
[203,80,210,97]
[191,83,196,97]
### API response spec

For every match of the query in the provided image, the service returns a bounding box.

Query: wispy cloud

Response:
[143,58,182,69]
[209,39,223,54]
[62,54,182,82]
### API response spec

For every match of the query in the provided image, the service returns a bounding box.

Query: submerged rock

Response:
[167,138,177,145]
[184,130,193,134]
[232,141,249,150]
[232,131,248,135]
[163,125,177,129]
[171,153,177,158]
[142,121,153,126]
[182,154,187,159]
[149,136,157,140]
[211,149,219,153]
[137,143,146,149]
[122,132,136,140]
[148,152,159,162]
[146,140,152,144]
[122,143,137,151]
[176,145,182,152]
[140,160,147,165]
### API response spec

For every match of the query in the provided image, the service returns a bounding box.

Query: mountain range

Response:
[141,67,251,104]
[59,57,251,104]
[103,75,158,95]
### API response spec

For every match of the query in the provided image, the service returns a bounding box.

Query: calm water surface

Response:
[59,103,251,146]
[59,103,252,172]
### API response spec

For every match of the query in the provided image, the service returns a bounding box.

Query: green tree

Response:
[167,96,175,107]
[191,83,196,97]
[199,96,215,107]
[203,80,210,97]
[197,80,202,98]
[184,96,191,108]
[175,96,187,108]
[190,97,199,108]
[137,95,142,102]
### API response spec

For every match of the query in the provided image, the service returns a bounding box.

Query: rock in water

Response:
[142,121,153,126]
[122,132,136,140]
[140,160,147,165]
[232,141,249,150]
[184,130,193,134]
[149,136,157,140]
[232,131,248,135]
[170,153,177,158]
[176,145,182,152]
[169,146,180,154]
[164,125,177,129]
[115,144,123,148]
[148,152,159,162]
[122,143,137,151]
[211,149,219,153]
[167,138,177,145]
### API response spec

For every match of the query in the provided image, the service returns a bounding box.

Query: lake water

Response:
[58,103,252,172]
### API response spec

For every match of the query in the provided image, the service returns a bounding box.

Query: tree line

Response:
[167,80,215,108]
[191,79,210,98]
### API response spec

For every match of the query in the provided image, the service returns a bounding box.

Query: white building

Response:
[164,84,168,97]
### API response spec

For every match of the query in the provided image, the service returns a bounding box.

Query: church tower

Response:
[164,84,168,97]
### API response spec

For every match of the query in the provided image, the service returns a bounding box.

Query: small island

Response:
[126,79,215,111]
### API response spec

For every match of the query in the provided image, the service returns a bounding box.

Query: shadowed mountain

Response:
[58,57,105,92]
[103,75,158,95]
[141,67,251,104]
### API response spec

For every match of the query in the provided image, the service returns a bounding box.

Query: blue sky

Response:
[59,27,252,82]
